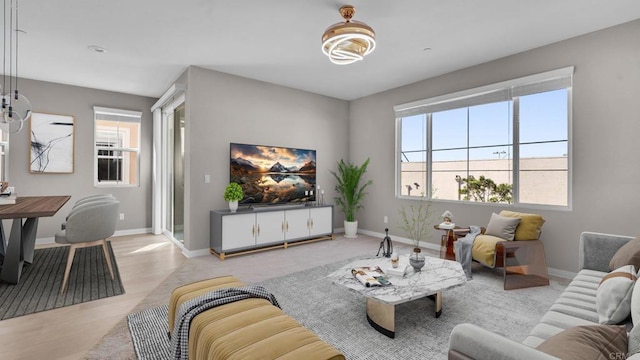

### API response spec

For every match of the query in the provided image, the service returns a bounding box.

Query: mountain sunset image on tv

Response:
[230,143,317,205]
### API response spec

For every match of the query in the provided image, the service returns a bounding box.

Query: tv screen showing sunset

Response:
[230,143,316,204]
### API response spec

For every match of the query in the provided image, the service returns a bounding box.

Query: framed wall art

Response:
[30,112,75,173]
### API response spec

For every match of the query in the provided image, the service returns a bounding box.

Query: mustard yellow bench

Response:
[168,275,345,360]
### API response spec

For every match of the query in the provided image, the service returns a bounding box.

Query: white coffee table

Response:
[327,255,467,338]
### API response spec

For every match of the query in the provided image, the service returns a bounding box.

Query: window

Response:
[395,67,572,207]
[94,107,142,186]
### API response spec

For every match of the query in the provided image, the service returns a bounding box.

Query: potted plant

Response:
[397,194,434,271]
[329,158,372,238]
[224,182,244,213]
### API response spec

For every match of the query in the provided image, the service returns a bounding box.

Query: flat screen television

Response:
[230,143,316,205]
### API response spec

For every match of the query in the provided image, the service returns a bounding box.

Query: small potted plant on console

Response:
[224,182,244,213]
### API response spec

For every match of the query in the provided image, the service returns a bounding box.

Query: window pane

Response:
[95,114,141,186]
[432,108,467,150]
[469,101,512,147]
[518,90,568,206]
[432,149,466,200]
[400,115,427,197]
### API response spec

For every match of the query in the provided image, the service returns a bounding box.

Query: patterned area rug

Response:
[128,257,565,360]
[0,243,124,320]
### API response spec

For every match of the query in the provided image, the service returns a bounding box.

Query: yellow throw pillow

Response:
[499,210,545,241]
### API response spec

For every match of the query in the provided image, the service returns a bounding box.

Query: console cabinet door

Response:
[256,211,285,245]
[284,209,310,240]
[309,207,332,237]
[222,213,256,250]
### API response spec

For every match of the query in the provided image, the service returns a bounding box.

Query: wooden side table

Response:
[434,225,473,261]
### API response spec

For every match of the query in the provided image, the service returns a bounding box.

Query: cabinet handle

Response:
[252,225,255,236]
[286,221,289,231]
[281,221,285,233]
[257,224,261,236]
[306,218,310,229]
[311,218,314,228]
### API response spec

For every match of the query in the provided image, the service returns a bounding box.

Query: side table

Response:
[434,225,472,261]
[498,240,550,290]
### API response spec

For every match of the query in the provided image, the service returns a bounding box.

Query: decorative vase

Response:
[228,200,238,213]
[344,220,358,238]
[409,247,426,271]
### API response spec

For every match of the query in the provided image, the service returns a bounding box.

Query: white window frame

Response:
[93,106,142,187]
[394,67,573,209]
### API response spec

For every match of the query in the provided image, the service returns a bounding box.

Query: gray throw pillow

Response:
[485,213,520,241]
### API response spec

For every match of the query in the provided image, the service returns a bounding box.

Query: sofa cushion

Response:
[471,234,504,267]
[629,323,640,357]
[633,276,640,327]
[485,213,520,241]
[536,325,627,360]
[499,211,545,241]
[610,237,640,271]
[597,265,637,324]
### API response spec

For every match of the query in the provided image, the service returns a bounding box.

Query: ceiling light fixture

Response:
[321,5,376,65]
[0,0,30,133]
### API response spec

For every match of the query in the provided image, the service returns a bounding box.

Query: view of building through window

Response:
[399,87,569,207]
[94,107,141,186]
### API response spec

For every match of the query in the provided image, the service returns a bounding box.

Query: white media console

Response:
[210,204,334,260]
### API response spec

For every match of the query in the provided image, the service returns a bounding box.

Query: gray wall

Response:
[10,78,156,240]
[183,66,349,251]
[349,19,640,273]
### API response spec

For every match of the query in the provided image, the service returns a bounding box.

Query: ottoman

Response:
[168,275,345,360]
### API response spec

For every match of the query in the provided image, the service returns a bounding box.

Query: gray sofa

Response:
[448,231,636,360]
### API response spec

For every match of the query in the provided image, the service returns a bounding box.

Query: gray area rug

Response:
[0,243,124,320]
[127,257,565,360]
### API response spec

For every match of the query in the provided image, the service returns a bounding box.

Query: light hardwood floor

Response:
[0,234,186,360]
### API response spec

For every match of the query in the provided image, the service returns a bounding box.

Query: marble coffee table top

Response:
[327,255,467,305]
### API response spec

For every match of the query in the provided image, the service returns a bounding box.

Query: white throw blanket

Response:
[170,285,280,360]
[454,226,482,279]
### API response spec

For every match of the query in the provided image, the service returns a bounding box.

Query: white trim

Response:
[93,106,142,119]
[394,66,575,113]
[151,83,186,112]
[548,267,576,280]
[35,227,152,245]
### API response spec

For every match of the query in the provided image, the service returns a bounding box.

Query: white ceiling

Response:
[13,1,640,100]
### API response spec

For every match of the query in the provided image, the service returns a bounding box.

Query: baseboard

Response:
[358,228,576,280]
[548,267,576,280]
[358,229,440,252]
[36,228,152,245]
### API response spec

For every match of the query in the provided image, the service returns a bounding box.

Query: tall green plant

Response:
[329,158,373,222]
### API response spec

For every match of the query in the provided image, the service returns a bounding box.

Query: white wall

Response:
[9,78,156,240]
[349,20,640,273]
[183,66,350,251]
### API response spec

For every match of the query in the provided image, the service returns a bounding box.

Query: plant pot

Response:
[409,248,425,271]
[228,201,238,213]
[344,220,358,238]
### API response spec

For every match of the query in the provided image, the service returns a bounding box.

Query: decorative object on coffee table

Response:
[223,182,243,212]
[398,193,434,271]
[439,210,455,229]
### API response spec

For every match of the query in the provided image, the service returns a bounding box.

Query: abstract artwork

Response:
[30,112,74,173]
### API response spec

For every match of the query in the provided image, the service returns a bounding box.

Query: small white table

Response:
[327,255,467,338]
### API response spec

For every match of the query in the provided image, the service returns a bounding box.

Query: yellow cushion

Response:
[472,234,504,267]
[499,210,545,241]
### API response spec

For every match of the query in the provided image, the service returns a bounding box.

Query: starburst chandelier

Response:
[321,5,376,65]
[0,0,30,133]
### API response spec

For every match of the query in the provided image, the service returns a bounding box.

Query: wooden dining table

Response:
[0,196,71,284]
